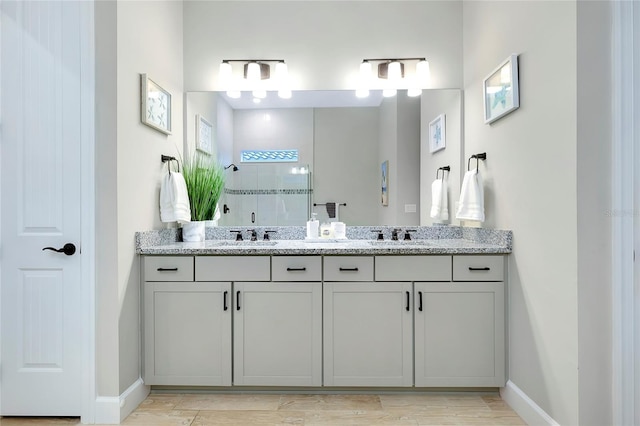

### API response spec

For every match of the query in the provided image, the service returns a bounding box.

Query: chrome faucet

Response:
[247,229,258,241]
[392,228,402,241]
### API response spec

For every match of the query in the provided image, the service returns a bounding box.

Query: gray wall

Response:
[313,107,380,225]
[462,1,613,424]
[576,2,612,425]
[183,1,463,91]
[95,0,119,398]
[420,90,462,226]
[115,0,184,396]
[377,94,421,226]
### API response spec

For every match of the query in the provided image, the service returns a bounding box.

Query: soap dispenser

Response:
[306,213,319,239]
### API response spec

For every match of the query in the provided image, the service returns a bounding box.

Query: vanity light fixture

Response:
[219,59,291,99]
[357,57,430,98]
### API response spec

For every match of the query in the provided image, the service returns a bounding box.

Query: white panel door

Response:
[323,282,413,387]
[233,282,322,386]
[414,282,505,387]
[1,1,84,415]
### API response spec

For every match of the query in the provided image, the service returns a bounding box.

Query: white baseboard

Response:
[501,380,560,426]
[94,378,149,424]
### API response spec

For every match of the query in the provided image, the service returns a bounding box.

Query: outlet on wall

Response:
[404,204,417,213]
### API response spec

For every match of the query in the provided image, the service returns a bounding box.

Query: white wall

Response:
[463,1,579,424]
[420,90,462,226]
[233,108,314,166]
[313,107,380,225]
[183,1,462,91]
[116,0,184,396]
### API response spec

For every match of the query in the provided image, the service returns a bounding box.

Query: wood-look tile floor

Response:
[0,393,526,425]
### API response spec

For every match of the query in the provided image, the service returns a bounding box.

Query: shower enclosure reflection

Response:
[219,163,311,226]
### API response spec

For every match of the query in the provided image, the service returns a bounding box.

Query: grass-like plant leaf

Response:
[181,152,226,221]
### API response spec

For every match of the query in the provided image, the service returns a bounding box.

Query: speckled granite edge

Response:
[461,227,513,250]
[136,225,511,254]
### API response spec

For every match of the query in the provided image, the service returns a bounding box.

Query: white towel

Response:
[456,168,485,222]
[430,178,449,221]
[160,172,191,223]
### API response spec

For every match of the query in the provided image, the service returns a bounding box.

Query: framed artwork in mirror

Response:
[381,160,389,206]
[196,114,213,155]
[483,54,519,124]
[140,73,171,135]
[429,114,446,153]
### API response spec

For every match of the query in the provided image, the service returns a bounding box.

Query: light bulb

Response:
[275,61,288,82]
[247,62,261,81]
[388,61,402,81]
[226,90,241,99]
[407,88,422,97]
[383,88,397,97]
[219,61,232,85]
[355,88,370,98]
[360,60,372,80]
[415,60,431,87]
[278,89,292,99]
[252,89,266,99]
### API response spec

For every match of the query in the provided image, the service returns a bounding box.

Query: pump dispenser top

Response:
[306,213,319,239]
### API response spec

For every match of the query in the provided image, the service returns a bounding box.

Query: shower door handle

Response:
[251,212,255,223]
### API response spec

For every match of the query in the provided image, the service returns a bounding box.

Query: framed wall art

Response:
[196,114,213,155]
[381,160,389,206]
[429,114,446,153]
[140,73,171,134]
[483,54,520,124]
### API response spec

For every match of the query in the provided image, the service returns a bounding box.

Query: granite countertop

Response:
[136,226,512,255]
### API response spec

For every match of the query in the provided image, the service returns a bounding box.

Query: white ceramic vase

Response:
[182,221,205,242]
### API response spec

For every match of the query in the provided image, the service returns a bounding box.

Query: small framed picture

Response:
[196,114,213,155]
[483,54,520,124]
[140,74,171,134]
[429,114,446,153]
[381,160,389,206]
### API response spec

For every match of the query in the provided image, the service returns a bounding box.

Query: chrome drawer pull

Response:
[339,267,359,272]
[286,267,307,272]
[157,267,178,272]
[468,267,490,271]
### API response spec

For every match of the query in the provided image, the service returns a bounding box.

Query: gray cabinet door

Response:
[233,282,322,386]
[414,282,505,387]
[323,282,413,387]
[144,281,232,386]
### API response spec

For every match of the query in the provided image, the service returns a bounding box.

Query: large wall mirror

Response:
[185,89,462,227]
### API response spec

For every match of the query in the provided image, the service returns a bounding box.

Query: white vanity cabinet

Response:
[233,256,322,386]
[323,256,413,387]
[143,256,232,386]
[142,250,507,389]
[414,255,506,387]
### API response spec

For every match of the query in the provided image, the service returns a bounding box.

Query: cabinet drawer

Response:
[375,256,452,282]
[453,255,504,281]
[144,256,194,282]
[324,256,374,281]
[196,256,270,281]
[272,256,322,281]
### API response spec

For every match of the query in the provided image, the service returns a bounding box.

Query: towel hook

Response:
[467,153,487,171]
[436,165,450,180]
[161,155,179,174]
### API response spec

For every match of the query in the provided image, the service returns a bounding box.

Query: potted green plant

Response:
[181,151,226,242]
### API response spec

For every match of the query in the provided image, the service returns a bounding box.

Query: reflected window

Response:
[241,149,299,163]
